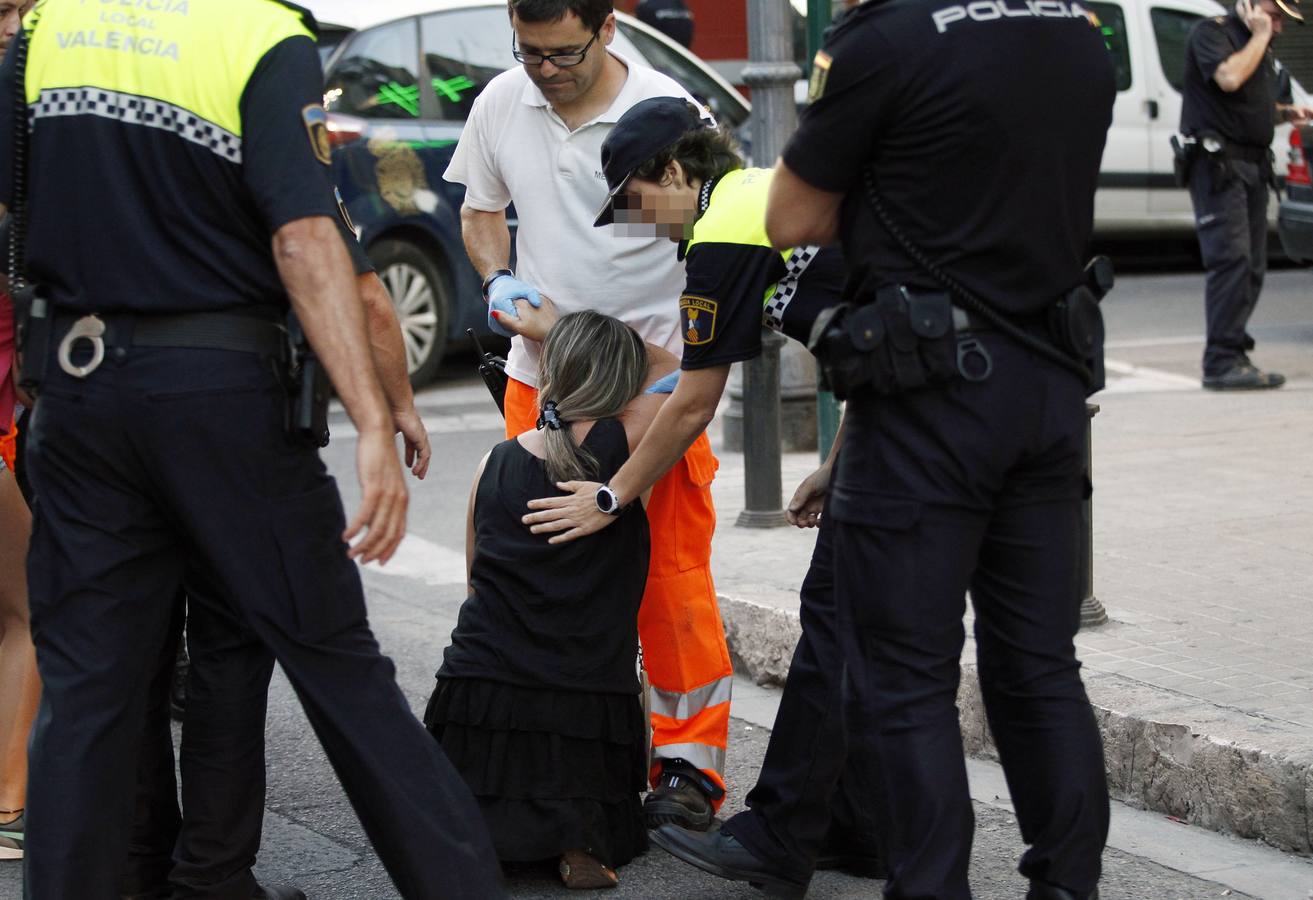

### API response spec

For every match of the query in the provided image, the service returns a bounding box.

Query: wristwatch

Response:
[595,484,624,516]
[481,267,514,300]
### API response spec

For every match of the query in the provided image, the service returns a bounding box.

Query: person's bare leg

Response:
[0,466,38,815]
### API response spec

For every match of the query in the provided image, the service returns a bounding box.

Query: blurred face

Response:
[0,1,29,53]
[512,11,616,108]
[615,161,700,241]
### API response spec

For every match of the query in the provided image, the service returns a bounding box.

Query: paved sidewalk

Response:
[707,367,1313,855]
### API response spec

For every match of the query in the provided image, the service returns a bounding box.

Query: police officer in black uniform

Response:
[0,1,502,898]
[1180,0,1310,390]
[635,0,695,48]
[752,1,1115,897]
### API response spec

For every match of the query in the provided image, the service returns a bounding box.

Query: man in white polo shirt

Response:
[444,0,732,831]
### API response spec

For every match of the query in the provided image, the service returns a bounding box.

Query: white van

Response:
[1091,0,1304,233]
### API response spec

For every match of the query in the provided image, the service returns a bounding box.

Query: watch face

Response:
[597,486,618,514]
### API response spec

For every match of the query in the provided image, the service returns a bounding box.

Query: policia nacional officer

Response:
[761,1,1114,897]
[0,1,503,898]
[1180,0,1311,390]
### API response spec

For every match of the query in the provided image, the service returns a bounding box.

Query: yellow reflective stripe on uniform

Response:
[686,167,797,308]
[648,674,734,722]
[24,0,313,138]
[652,742,727,776]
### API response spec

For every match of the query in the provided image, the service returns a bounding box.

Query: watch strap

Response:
[481,268,514,300]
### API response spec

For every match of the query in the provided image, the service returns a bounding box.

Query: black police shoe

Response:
[649,825,808,899]
[1202,363,1286,391]
[1026,880,1099,900]
[644,768,714,831]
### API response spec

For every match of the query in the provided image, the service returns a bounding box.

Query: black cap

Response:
[594,96,707,227]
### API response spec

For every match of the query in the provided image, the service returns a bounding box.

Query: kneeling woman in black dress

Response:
[425,310,675,889]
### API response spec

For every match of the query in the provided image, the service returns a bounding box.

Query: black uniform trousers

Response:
[23,342,504,900]
[829,334,1109,900]
[721,498,882,885]
[1189,157,1269,377]
[123,581,276,900]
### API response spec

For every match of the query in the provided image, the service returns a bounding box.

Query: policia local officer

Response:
[0,1,502,898]
[760,1,1114,897]
[1180,0,1311,390]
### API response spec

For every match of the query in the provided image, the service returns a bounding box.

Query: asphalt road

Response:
[3,260,1308,899]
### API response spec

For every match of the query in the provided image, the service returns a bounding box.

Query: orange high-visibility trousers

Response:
[0,417,15,472]
[504,377,732,806]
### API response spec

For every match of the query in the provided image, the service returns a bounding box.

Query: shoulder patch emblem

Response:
[302,104,332,166]
[808,51,832,104]
[680,295,718,346]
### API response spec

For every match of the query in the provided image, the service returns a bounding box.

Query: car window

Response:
[422,9,517,121]
[617,22,749,128]
[1150,8,1204,92]
[1088,2,1133,91]
[325,19,422,119]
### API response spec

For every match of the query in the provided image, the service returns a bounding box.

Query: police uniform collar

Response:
[676,172,723,261]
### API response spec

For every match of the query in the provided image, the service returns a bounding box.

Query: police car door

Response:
[1088,1,1153,227]
[1143,0,1222,221]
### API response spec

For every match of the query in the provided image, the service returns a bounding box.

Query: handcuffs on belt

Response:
[56,314,106,378]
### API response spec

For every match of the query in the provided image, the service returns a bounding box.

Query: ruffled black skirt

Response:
[423,677,649,869]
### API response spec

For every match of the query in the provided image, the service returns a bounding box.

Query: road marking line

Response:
[1101,359,1200,393]
[360,533,466,586]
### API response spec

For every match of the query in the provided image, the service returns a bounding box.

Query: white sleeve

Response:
[443,94,512,212]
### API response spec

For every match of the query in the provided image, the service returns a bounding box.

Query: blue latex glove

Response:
[486,274,542,338]
[645,369,681,394]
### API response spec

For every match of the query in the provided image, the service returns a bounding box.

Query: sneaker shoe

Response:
[1202,364,1285,391]
[649,825,807,899]
[0,811,23,860]
[644,769,714,831]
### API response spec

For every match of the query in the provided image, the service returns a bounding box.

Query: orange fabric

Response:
[504,377,732,807]
[0,417,15,472]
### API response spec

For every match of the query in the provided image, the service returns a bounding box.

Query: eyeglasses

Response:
[512,30,600,68]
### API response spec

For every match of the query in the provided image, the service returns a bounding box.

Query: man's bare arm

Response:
[460,204,513,282]
[273,216,406,563]
[358,271,431,478]
[1214,1,1272,92]
[765,159,845,250]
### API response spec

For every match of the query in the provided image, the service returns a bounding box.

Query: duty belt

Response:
[52,309,287,379]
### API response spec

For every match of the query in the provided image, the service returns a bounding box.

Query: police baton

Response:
[468,329,508,417]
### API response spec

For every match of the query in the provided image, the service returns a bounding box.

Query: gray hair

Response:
[537,311,647,485]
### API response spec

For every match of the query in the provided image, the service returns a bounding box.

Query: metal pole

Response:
[737,0,801,528]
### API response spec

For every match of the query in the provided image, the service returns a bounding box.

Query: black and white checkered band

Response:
[32,87,242,164]
[764,245,820,332]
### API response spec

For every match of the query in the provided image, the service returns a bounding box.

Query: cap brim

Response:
[1276,0,1304,20]
[593,177,631,228]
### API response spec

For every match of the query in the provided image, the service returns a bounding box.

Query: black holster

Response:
[809,287,960,400]
[1170,135,1199,188]
[285,315,330,448]
[13,285,52,397]
[1046,284,1106,395]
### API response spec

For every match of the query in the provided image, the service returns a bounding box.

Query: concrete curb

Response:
[719,593,1313,856]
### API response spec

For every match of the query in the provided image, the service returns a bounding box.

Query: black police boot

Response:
[252,885,307,900]
[1026,880,1099,900]
[644,760,716,831]
[650,825,808,899]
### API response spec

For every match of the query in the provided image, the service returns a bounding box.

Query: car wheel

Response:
[370,239,450,389]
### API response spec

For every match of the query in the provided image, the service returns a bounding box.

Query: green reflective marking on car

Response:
[432,75,476,103]
[376,82,421,117]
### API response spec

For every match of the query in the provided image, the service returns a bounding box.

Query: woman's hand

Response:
[490,293,561,344]
[785,463,832,529]
[524,480,615,543]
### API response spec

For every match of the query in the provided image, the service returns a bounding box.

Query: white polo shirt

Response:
[445,51,696,387]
